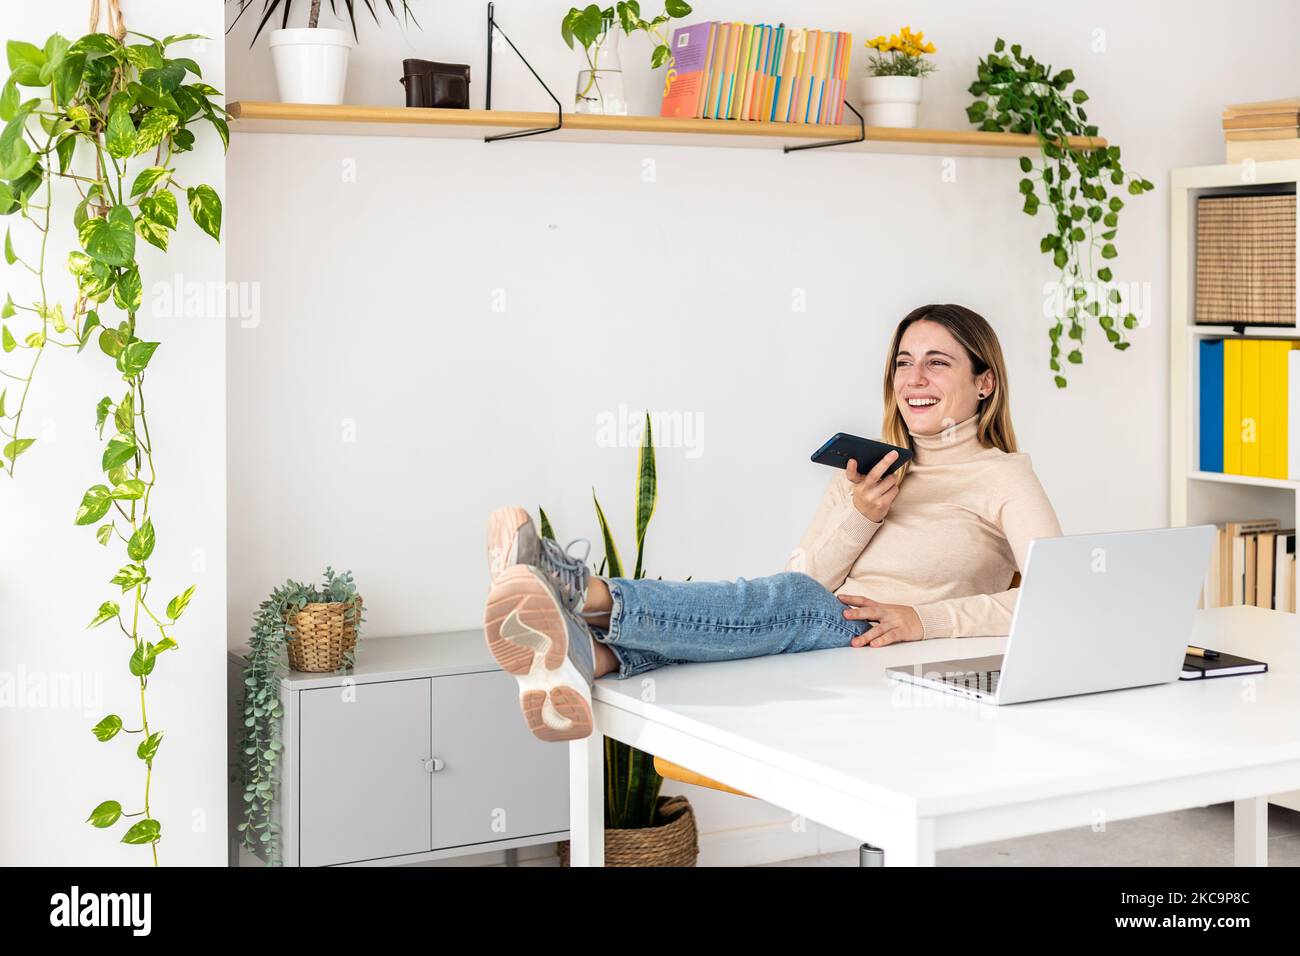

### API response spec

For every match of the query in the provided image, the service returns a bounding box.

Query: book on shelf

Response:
[1223,97,1300,119]
[723,22,742,118]
[1224,127,1300,141]
[1198,520,1295,612]
[1222,111,1300,131]
[775,27,798,121]
[660,20,852,124]
[1221,98,1300,160]
[1197,337,1298,480]
[1227,139,1300,163]
[659,21,716,118]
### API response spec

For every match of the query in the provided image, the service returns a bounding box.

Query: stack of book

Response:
[660,22,853,125]
[1198,338,1300,479]
[1223,98,1300,163]
[1199,520,1296,612]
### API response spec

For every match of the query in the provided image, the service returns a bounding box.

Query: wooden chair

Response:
[653,571,1022,864]
[653,757,752,796]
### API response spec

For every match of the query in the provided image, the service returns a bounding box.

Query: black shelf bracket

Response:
[783,100,865,154]
[484,2,563,142]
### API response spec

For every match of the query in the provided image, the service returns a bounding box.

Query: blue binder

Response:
[1199,338,1224,472]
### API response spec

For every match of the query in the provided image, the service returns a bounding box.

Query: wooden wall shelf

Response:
[227,101,1107,158]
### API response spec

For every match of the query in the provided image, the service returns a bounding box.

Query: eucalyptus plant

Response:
[239,568,362,865]
[542,412,664,830]
[0,28,225,863]
[967,38,1154,387]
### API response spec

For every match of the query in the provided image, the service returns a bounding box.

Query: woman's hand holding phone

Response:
[846,450,900,522]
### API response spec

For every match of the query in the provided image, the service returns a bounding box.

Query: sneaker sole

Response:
[486,506,531,583]
[483,565,594,742]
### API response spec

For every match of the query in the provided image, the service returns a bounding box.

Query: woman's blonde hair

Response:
[881,304,1017,462]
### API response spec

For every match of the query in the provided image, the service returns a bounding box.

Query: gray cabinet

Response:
[431,671,569,850]
[229,630,569,866]
[300,678,433,866]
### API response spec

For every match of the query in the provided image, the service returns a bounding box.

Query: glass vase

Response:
[574,20,628,116]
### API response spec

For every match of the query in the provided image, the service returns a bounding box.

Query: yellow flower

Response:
[869,26,937,57]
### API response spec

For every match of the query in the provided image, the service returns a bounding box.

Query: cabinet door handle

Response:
[422,757,445,773]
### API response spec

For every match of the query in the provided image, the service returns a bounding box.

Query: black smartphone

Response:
[810,433,912,476]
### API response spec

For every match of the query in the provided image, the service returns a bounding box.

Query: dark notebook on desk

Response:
[1180,651,1268,680]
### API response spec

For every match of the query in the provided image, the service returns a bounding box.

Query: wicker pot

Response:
[557,795,698,867]
[284,599,361,673]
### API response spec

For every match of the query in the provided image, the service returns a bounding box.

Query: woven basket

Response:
[284,599,361,673]
[556,795,698,867]
[1194,193,1296,326]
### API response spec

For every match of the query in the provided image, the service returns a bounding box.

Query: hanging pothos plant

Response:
[561,2,694,72]
[967,39,1154,387]
[0,23,226,863]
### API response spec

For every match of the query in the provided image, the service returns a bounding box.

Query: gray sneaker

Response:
[483,564,595,742]
[485,506,592,612]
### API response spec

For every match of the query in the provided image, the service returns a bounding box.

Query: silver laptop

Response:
[887,526,1217,705]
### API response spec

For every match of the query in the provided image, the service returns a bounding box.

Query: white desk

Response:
[569,606,1300,866]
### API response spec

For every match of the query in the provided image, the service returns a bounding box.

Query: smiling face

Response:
[892,319,995,436]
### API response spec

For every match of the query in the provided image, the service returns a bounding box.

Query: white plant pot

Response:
[859,74,923,128]
[269,28,352,105]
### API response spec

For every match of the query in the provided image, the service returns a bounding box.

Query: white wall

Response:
[224,0,1300,862]
[0,2,227,865]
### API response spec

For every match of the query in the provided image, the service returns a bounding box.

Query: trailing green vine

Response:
[0,27,226,863]
[966,38,1154,387]
[239,568,362,866]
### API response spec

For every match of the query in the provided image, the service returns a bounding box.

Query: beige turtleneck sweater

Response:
[785,414,1062,639]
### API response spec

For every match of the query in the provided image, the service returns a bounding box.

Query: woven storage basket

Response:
[1194,193,1296,326]
[284,599,361,673]
[556,795,698,867]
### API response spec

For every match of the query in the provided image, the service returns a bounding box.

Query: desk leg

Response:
[861,818,935,866]
[1233,797,1267,867]
[894,816,935,868]
[569,734,604,867]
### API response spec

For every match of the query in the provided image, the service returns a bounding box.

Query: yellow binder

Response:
[1224,339,1242,474]
[1241,339,1261,476]
[1260,340,1277,477]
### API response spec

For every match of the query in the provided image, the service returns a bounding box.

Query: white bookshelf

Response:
[1187,470,1300,491]
[1169,160,1300,813]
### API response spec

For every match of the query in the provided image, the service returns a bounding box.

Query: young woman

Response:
[483,304,1062,741]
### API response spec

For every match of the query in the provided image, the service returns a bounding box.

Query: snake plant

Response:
[541,411,664,829]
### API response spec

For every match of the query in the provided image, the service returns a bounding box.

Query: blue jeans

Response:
[591,572,871,679]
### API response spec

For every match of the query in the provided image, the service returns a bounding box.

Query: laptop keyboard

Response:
[937,669,1001,695]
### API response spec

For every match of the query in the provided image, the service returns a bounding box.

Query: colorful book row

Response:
[660,21,853,125]
[1198,338,1300,478]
